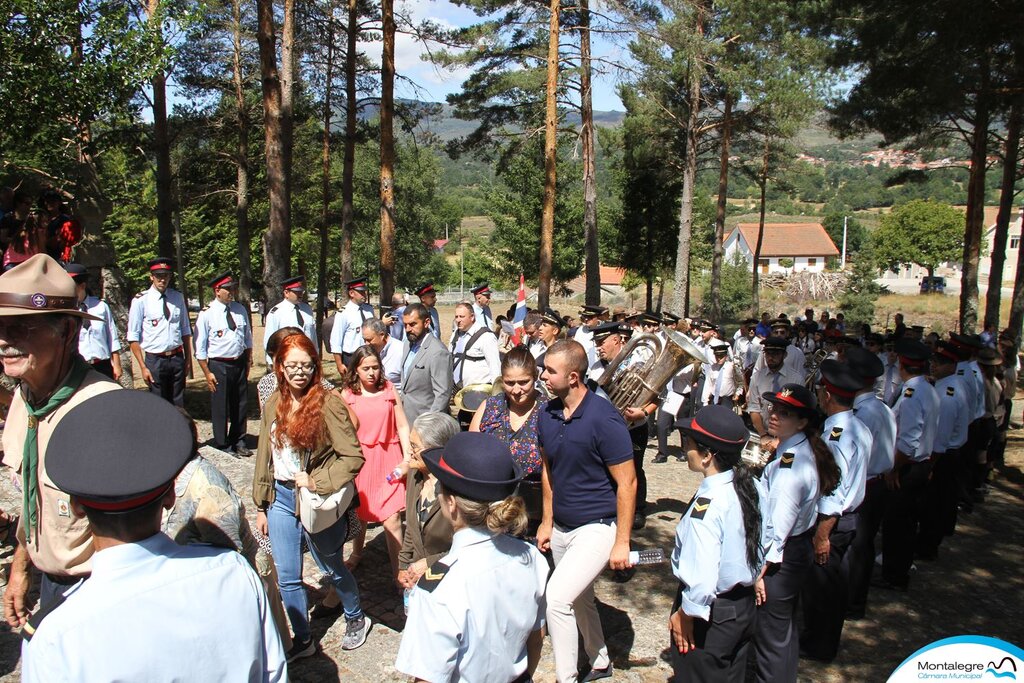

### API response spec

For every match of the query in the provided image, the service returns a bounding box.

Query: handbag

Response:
[296,448,356,534]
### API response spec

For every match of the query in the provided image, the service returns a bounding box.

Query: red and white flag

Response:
[511,273,527,345]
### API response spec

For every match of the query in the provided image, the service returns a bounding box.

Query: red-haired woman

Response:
[253,334,371,660]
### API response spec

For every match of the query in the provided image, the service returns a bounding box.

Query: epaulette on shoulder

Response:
[134,292,143,299]
[946,385,955,396]
[417,560,450,593]
[829,426,844,442]
[689,496,712,520]
[269,305,280,313]
[779,451,795,469]
[21,580,82,642]
[904,387,915,398]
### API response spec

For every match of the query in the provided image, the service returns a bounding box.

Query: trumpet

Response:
[600,330,705,416]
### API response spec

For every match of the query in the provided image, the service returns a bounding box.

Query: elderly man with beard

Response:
[0,254,121,627]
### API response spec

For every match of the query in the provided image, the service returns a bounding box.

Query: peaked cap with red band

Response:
[761,383,818,416]
[818,359,862,399]
[414,282,436,297]
[148,257,173,273]
[282,276,305,292]
[46,391,194,513]
[208,271,235,290]
[895,338,931,369]
[678,405,749,460]
[422,432,523,502]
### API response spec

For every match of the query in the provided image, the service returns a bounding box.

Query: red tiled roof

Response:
[566,265,626,293]
[732,223,839,258]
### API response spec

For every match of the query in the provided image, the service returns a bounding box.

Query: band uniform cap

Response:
[46,391,194,511]
[579,305,608,318]
[845,346,884,382]
[910,324,925,333]
[761,336,790,351]
[208,271,236,290]
[148,257,174,273]
[282,276,306,291]
[62,263,88,282]
[932,340,961,364]
[422,432,523,502]
[414,282,436,297]
[839,335,862,347]
[539,308,564,328]
[770,318,792,329]
[344,277,368,291]
[743,317,759,326]
[678,405,749,460]
[864,332,885,345]
[696,318,715,331]
[977,347,1002,366]
[662,312,681,325]
[818,359,862,398]
[470,283,491,296]
[949,332,983,351]
[895,338,931,368]
[638,311,663,327]
[710,339,730,353]
[591,320,626,342]
[0,254,99,320]
[761,383,817,416]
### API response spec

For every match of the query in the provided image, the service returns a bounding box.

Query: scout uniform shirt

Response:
[194,299,252,361]
[1,372,119,576]
[933,373,970,454]
[818,411,871,516]
[263,298,316,364]
[851,391,897,477]
[761,433,819,564]
[330,299,374,356]
[893,374,940,461]
[77,295,121,362]
[126,286,191,353]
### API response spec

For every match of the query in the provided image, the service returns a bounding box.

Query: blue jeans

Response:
[268,481,362,642]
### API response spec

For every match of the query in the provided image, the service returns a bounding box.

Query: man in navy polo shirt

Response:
[537,339,636,682]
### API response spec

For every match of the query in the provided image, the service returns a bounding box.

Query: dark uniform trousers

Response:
[88,358,115,381]
[210,355,249,448]
[881,460,931,587]
[145,350,186,407]
[843,477,888,618]
[670,583,756,683]
[799,513,857,661]
[958,419,981,506]
[754,530,813,683]
[918,448,960,554]
[629,421,649,512]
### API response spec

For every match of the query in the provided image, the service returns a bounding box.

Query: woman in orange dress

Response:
[342,344,411,580]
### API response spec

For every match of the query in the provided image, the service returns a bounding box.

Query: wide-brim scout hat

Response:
[422,432,523,502]
[761,383,817,417]
[678,405,748,458]
[47,391,194,511]
[0,254,100,320]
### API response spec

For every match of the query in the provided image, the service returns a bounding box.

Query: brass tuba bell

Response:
[599,329,705,415]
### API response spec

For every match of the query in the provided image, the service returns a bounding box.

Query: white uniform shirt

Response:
[746,365,802,428]
[194,299,252,361]
[450,325,501,387]
[672,470,768,620]
[699,359,739,405]
[77,296,121,362]
[21,533,287,683]
[472,302,493,330]
[818,411,870,516]
[126,286,191,353]
[852,391,897,476]
[893,374,940,461]
[753,343,806,381]
[396,527,547,683]
[934,373,970,453]
[733,336,761,371]
[762,433,820,564]
[957,359,985,421]
[330,300,374,355]
[380,335,404,390]
[262,299,316,364]
[573,325,599,367]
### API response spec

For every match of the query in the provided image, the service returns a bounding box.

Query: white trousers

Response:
[547,521,616,682]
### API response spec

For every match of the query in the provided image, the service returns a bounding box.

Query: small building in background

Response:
[724,222,840,274]
[979,206,1023,286]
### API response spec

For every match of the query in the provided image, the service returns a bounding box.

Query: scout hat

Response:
[208,272,236,290]
[761,383,817,417]
[47,391,194,511]
[818,359,862,399]
[678,405,749,461]
[422,432,523,502]
[0,254,99,320]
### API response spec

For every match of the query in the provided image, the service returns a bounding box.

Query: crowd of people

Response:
[0,252,1016,682]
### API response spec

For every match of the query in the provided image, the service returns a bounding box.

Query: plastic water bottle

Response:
[628,548,667,566]
[385,467,403,484]
[403,587,412,615]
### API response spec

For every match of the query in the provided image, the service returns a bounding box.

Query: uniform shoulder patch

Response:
[946,386,955,396]
[269,305,279,313]
[779,452,795,469]
[134,292,143,299]
[689,496,712,520]
[829,426,844,441]
[417,560,450,593]
[956,369,964,375]
[903,387,915,398]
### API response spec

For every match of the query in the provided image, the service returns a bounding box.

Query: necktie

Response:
[713,365,724,403]
[160,293,170,321]
[295,305,303,327]
[745,343,752,367]
[79,302,91,330]
[771,372,781,394]
[226,305,237,331]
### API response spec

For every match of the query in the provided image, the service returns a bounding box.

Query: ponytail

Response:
[709,451,762,574]
[805,428,840,497]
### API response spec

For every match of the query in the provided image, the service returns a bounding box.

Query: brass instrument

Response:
[804,348,828,389]
[599,329,705,415]
[740,431,769,471]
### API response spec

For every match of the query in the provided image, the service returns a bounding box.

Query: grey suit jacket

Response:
[400,332,453,424]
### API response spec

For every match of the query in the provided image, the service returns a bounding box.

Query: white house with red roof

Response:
[724,222,840,274]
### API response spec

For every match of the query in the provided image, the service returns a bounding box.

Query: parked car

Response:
[920,276,946,294]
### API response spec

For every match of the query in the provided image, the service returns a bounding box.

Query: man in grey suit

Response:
[400,303,453,424]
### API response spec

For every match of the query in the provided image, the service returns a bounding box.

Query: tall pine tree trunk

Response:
[959,57,990,334]
[339,0,357,282]
[256,0,291,308]
[147,0,174,259]
[579,0,600,306]
[538,0,560,311]
[281,0,296,216]
[319,3,336,336]
[751,141,769,316]
[379,0,397,305]
[984,101,1020,330]
[709,90,732,322]
[231,0,252,308]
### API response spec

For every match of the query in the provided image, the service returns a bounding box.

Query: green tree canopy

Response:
[871,199,963,276]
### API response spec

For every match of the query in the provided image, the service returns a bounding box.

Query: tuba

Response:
[600,329,705,415]
[804,348,828,389]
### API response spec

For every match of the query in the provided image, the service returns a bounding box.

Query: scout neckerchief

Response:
[23,357,90,543]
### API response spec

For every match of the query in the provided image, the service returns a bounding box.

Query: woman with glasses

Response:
[341,344,412,580]
[252,333,370,661]
[752,384,839,683]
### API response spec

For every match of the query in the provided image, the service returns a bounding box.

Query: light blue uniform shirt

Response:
[819,411,870,516]
[671,469,767,621]
[934,373,970,453]
[380,335,403,389]
[956,360,985,421]
[262,299,316,364]
[426,306,441,339]
[852,391,897,477]
[329,300,374,355]
[389,304,406,340]
[472,302,493,330]
[21,533,287,683]
[893,374,940,461]
[761,433,819,564]
[194,299,252,361]
[396,527,547,683]
[126,286,191,353]
[77,296,121,362]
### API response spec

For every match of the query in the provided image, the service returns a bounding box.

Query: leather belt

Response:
[146,347,183,358]
[209,356,243,363]
[85,357,111,364]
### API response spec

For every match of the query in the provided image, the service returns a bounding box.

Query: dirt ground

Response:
[0,319,1020,681]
